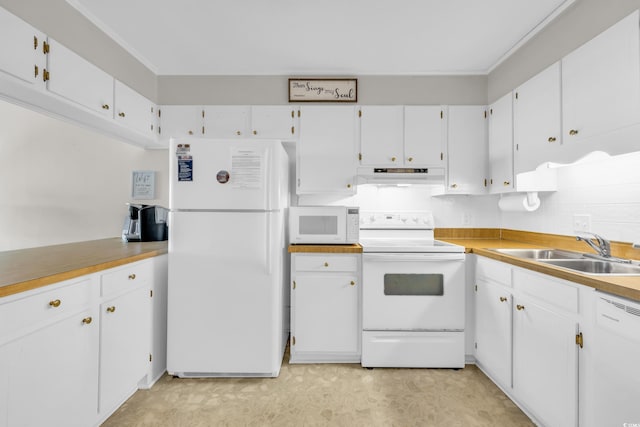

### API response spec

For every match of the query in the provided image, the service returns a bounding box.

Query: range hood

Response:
[357,166,445,184]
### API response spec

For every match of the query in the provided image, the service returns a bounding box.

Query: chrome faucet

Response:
[576,232,611,257]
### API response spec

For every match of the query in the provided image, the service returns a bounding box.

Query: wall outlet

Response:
[573,214,591,232]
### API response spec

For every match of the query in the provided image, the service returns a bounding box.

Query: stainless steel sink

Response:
[489,248,585,260]
[538,259,640,275]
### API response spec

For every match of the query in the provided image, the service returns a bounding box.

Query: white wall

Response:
[0,99,169,251]
[501,151,640,244]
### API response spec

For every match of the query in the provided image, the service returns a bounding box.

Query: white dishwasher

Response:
[587,292,640,427]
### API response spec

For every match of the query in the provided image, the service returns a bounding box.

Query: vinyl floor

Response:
[102,356,534,427]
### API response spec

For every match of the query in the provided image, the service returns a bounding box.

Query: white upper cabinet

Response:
[404,106,446,166]
[488,92,514,193]
[114,80,156,137]
[513,62,562,174]
[250,105,298,140]
[297,105,357,194]
[446,105,488,194]
[159,105,203,139]
[0,7,46,89]
[46,39,114,118]
[562,10,640,156]
[203,106,249,138]
[359,106,404,166]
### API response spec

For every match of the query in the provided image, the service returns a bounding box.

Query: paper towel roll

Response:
[498,192,540,212]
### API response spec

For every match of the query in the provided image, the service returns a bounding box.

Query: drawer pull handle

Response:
[82,316,93,325]
[350,281,356,286]
[106,306,116,313]
[407,157,413,162]
[118,112,126,117]
[499,297,507,302]
[128,274,136,280]
[324,262,329,267]
[516,304,525,311]
[391,156,397,162]
[569,129,579,136]
[548,136,556,142]
[101,104,110,110]
[49,299,61,308]
[503,181,510,186]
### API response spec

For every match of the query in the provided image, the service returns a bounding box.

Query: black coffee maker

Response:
[122,204,168,242]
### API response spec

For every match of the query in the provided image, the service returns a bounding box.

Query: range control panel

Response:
[359,211,434,230]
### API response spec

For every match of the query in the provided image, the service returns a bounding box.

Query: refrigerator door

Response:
[167,210,287,376]
[170,138,288,211]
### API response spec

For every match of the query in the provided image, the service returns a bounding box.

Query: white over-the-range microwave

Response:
[289,206,359,244]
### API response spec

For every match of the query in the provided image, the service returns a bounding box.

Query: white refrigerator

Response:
[167,138,289,377]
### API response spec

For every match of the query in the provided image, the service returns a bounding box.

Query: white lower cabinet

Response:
[290,253,361,363]
[0,255,167,427]
[475,256,582,427]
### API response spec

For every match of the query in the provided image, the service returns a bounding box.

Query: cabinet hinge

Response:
[358,110,362,118]
[484,178,487,187]
[292,281,296,289]
[474,284,477,292]
[292,336,296,346]
[202,110,205,118]
[575,332,584,349]
[484,110,487,119]
[158,109,162,118]
[291,126,295,135]
[515,92,519,100]
[440,110,443,119]
[43,41,50,54]
[150,290,153,297]
[516,143,519,151]
[42,69,50,82]
[149,354,153,362]
[474,342,477,349]
[34,36,38,50]
[358,153,362,161]
[297,178,300,187]
[202,126,205,135]
[150,124,153,131]
[158,126,161,135]
[440,152,443,161]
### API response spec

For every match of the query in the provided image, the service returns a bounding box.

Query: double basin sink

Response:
[489,248,640,276]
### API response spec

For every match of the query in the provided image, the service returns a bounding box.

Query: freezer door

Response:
[167,211,286,376]
[169,138,288,211]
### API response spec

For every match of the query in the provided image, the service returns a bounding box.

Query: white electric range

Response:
[359,211,466,368]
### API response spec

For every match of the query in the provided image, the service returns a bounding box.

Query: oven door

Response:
[362,252,465,330]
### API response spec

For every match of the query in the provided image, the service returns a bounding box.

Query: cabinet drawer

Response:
[101,260,152,296]
[513,268,579,313]
[294,254,359,272]
[476,257,512,287]
[0,277,93,340]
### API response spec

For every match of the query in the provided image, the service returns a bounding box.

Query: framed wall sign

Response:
[289,78,357,102]
[131,170,156,200]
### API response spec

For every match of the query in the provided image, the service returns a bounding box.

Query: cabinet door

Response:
[114,80,155,137]
[404,106,446,166]
[203,106,250,138]
[0,7,45,88]
[297,106,357,194]
[359,106,404,166]
[488,92,514,193]
[251,105,297,140]
[562,10,640,156]
[292,274,359,354]
[46,38,114,117]
[159,105,203,140]
[447,106,488,194]
[475,279,512,389]
[513,297,578,427]
[6,310,99,427]
[99,286,150,414]
[513,62,562,173]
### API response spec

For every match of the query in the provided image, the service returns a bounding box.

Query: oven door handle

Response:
[363,253,465,262]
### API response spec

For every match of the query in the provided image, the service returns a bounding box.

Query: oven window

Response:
[383,274,444,296]
[299,216,338,235]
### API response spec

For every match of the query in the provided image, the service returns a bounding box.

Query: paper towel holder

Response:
[498,191,541,212]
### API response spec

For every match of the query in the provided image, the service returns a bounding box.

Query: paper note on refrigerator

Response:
[231,148,263,189]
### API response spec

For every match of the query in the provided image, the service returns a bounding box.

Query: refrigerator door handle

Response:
[265,213,271,275]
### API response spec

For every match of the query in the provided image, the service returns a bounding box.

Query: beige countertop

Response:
[438,235,640,302]
[0,238,168,298]
[288,244,363,254]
